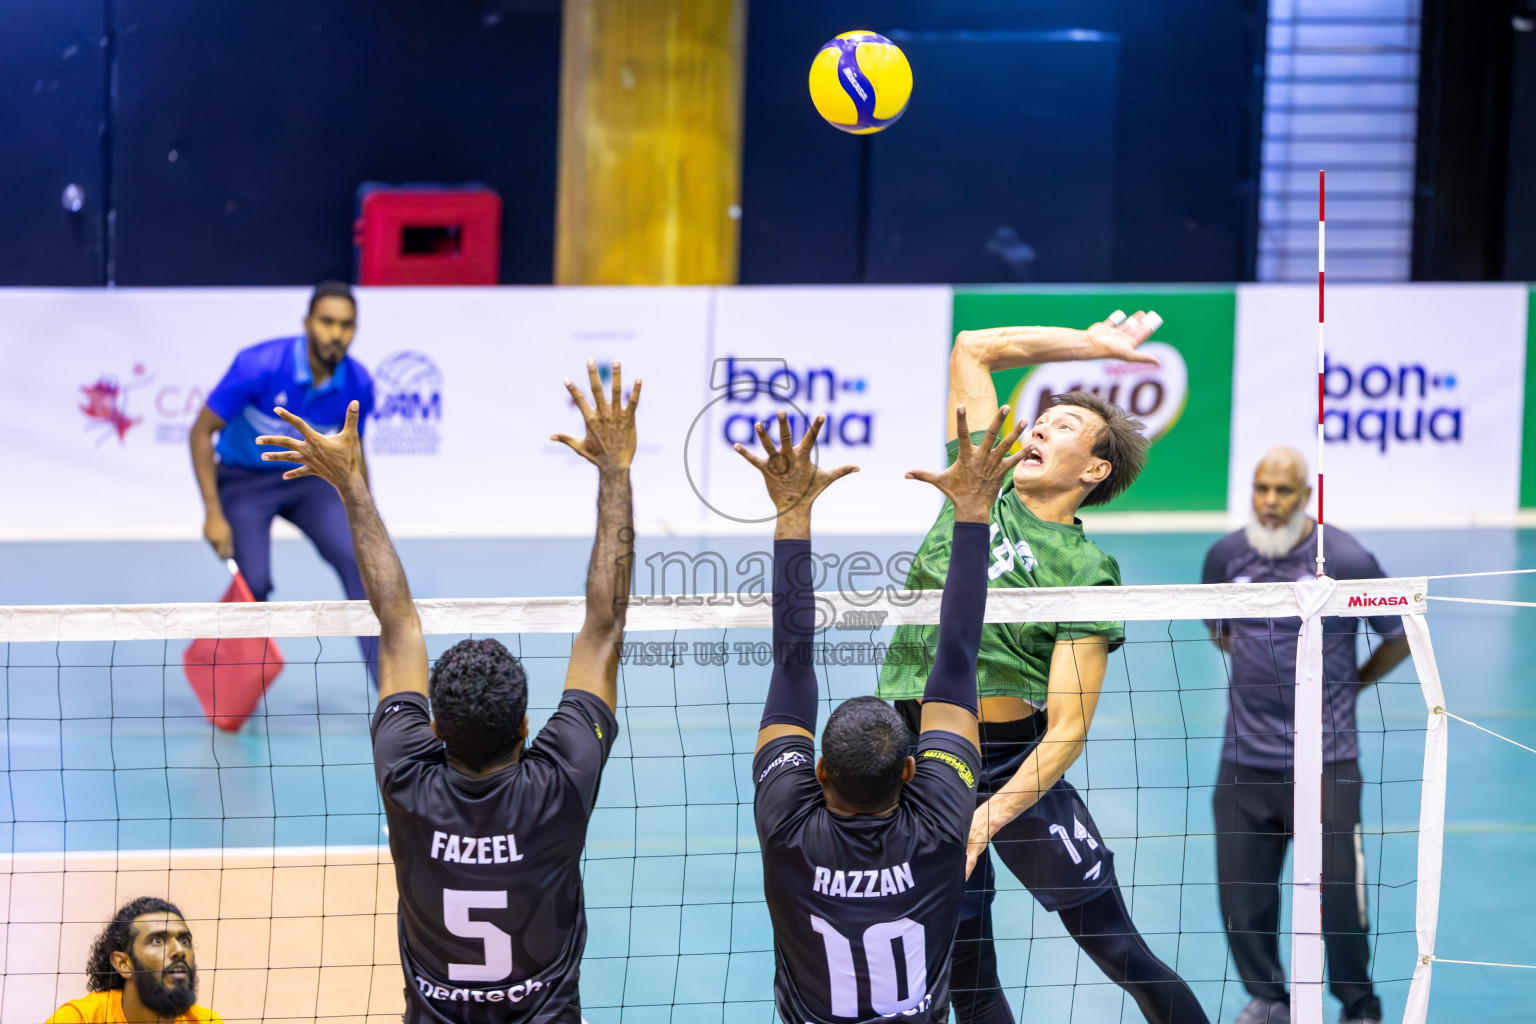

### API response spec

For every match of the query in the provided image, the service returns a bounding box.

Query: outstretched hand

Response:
[553,360,641,471]
[906,405,1026,522]
[257,402,366,495]
[1084,309,1163,366]
[733,410,857,524]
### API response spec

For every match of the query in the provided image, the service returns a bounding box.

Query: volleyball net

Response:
[0,577,1454,1024]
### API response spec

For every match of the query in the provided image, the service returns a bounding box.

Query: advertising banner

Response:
[0,287,951,540]
[1231,284,1529,524]
[696,287,953,534]
[951,289,1237,511]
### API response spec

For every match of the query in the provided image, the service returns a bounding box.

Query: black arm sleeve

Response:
[920,519,989,713]
[759,538,819,731]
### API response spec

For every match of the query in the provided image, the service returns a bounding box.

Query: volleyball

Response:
[808,31,912,134]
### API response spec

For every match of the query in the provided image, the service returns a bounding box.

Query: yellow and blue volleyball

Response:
[808,31,912,134]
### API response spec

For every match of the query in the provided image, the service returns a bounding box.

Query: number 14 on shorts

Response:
[1049,817,1103,880]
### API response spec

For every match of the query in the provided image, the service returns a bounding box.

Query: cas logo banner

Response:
[1005,342,1189,441]
[79,363,207,447]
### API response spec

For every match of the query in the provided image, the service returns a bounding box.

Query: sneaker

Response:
[1234,998,1290,1024]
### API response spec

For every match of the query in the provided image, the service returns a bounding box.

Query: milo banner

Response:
[951,289,1237,511]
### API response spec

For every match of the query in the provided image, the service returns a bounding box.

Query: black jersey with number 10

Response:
[372,690,618,1024]
[754,729,981,1024]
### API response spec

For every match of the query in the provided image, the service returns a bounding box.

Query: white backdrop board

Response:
[1230,284,1530,525]
[0,287,953,540]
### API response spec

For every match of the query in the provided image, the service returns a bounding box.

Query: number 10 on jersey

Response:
[810,914,928,1018]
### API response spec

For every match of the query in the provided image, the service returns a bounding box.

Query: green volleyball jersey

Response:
[876,432,1125,707]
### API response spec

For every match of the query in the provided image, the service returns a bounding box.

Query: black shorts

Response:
[898,702,1116,914]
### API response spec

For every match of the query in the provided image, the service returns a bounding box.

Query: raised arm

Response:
[906,406,1027,751]
[735,412,858,754]
[946,311,1163,441]
[552,360,640,713]
[256,402,428,702]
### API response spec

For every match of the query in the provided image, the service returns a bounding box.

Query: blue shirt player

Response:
[190,281,379,682]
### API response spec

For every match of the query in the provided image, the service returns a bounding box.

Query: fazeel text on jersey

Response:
[429,830,524,865]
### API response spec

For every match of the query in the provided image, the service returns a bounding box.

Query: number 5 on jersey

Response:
[810,915,928,1018]
[444,889,513,982]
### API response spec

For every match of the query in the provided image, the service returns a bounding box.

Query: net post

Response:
[1290,583,1328,1024]
[1403,612,1447,1024]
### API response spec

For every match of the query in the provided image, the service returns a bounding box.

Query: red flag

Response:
[183,569,285,731]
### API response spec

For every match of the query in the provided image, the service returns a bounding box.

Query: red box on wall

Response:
[354,184,502,285]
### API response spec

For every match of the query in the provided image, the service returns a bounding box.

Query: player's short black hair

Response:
[308,280,356,316]
[86,897,185,992]
[429,638,529,771]
[820,696,912,809]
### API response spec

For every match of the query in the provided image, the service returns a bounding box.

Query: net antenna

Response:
[1316,168,1326,580]
[1292,168,1330,1024]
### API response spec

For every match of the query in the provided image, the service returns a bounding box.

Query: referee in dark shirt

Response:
[256,361,640,1024]
[1202,448,1410,1024]
[740,407,1022,1024]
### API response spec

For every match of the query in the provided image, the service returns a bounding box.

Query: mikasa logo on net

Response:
[1346,594,1410,608]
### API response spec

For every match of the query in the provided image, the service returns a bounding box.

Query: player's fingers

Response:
[282,466,315,481]
[550,433,587,456]
[999,418,1027,456]
[732,442,767,472]
[954,406,971,449]
[253,434,304,450]
[343,400,360,436]
[609,361,623,411]
[905,468,941,484]
[826,464,859,482]
[586,359,607,411]
[755,419,779,456]
[273,407,320,439]
[981,405,1008,452]
[1000,450,1028,474]
[260,451,305,463]
[1106,309,1128,328]
[563,377,595,419]
[624,377,642,414]
[799,414,826,454]
[777,410,794,453]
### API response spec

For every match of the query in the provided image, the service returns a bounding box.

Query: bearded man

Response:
[1201,446,1411,1024]
[48,897,221,1023]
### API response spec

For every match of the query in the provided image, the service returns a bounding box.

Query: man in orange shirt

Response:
[47,898,222,1023]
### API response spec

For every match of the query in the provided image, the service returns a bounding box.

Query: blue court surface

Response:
[2,529,1533,1023]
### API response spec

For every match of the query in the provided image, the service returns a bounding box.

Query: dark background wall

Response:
[32,0,1536,287]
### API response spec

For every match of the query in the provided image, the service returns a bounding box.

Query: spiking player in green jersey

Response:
[877,311,1210,1024]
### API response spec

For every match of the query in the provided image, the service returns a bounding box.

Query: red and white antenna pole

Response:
[1316,170,1327,579]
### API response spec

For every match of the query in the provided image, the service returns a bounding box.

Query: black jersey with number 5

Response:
[754,729,981,1024]
[372,690,618,1024]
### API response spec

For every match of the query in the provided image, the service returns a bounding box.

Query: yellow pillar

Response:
[555,0,746,285]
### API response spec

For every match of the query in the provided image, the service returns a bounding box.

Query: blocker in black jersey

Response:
[754,729,981,1024]
[373,689,618,1024]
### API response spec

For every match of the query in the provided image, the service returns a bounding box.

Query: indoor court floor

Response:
[1,528,1532,1023]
